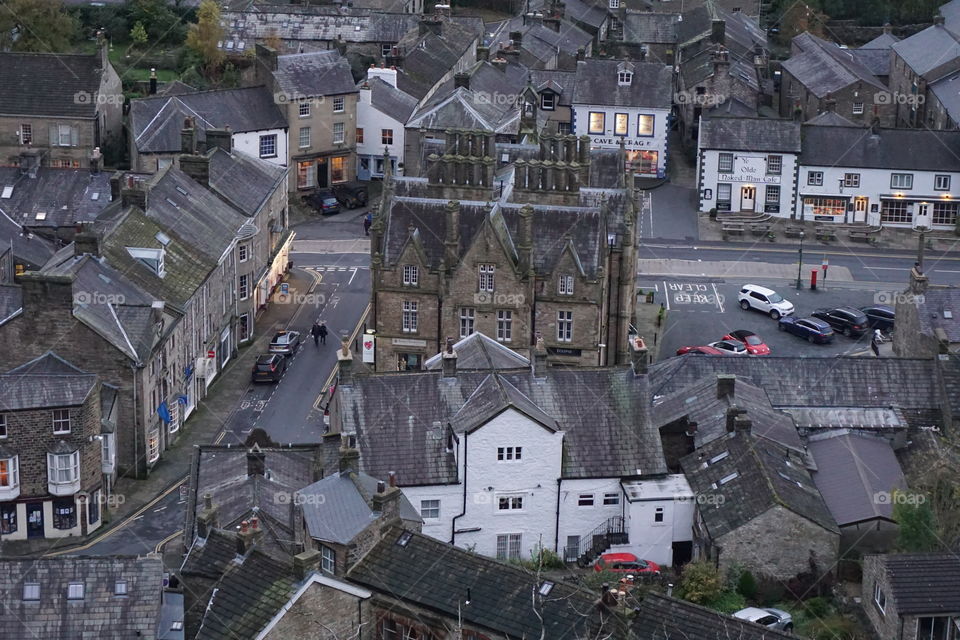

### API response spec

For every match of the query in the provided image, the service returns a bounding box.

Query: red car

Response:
[723,330,771,355]
[676,345,726,356]
[594,553,661,575]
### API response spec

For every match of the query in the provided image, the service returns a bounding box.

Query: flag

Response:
[157,401,171,424]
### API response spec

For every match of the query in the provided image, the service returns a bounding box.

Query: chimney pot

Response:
[630,336,648,375]
[389,471,397,487]
[250,516,259,531]
[717,374,735,399]
[377,480,386,493]
[203,493,213,510]
[240,520,249,533]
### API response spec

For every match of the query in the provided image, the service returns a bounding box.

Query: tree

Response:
[130,21,148,47]
[127,0,184,46]
[893,490,939,552]
[0,0,77,52]
[675,561,724,605]
[185,0,224,73]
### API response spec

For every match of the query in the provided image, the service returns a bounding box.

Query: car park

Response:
[732,607,793,632]
[593,553,661,575]
[251,354,287,383]
[738,284,795,320]
[723,330,770,355]
[811,306,869,337]
[778,316,835,344]
[269,330,301,356]
[676,345,727,356]
[304,189,341,215]
[708,339,748,355]
[332,182,368,209]
[860,304,895,331]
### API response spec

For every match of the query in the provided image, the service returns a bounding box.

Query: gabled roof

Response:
[650,374,803,452]
[783,32,886,97]
[573,59,673,108]
[394,19,481,101]
[681,47,760,92]
[892,23,960,78]
[208,148,287,218]
[0,206,57,268]
[274,50,357,97]
[860,31,900,49]
[875,553,960,615]
[488,14,594,61]
[805,110,860,127]
[0,352,97,411]
[424,332,531,371]
[220,7,420,45]
[366,77,418,123]
[452,373,559,433]
[850,47,894,77]
[622,11,680,45]
[0,50,110,118]
[808,432,906,526]
[130,87,287,154]
[0,556,167,639]
[915,287,960,342]
[0,167,112,229]
[348,528,619,639]
[407,86,519,133]
[633,593,795,640]
[529,69,578,105]
[929,71,960,125]
[297,471,421,544]
[680,431,838,538]
[800,125,960,172]
[699,117,801,152]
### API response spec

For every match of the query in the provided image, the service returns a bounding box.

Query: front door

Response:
[26,503,43,538]
[854,197,868,223]
[316,158,329,188]
[740,186,756,211]
[917,202,930,226]
[357,157,371,181]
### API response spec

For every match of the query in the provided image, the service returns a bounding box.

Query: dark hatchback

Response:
[252,354,287,383]
[304,189,341,215]
[778,316,835,344]
[332,182,368,209]
[811,306,870,337]
[860,305,895,331]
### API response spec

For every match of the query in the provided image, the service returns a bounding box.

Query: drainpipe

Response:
[130,361,142,478]
[450,431,468,544]
[554,478,562,554]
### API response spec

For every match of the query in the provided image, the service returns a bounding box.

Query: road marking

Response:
[313,303,370,412]
[866,267,907,270]
[348,267,358,285]
[712,283,724,313]
[641,242,960,261]
[662,281,670,311]
[156,529,182,554]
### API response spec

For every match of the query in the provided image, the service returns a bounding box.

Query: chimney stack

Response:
[509,30,523,48]
[90,147,102,175]
[293,549,324,579]
[734,414,752,436]
[247,448,266,476]
[181,117,197,155]
[454,72,470,90]
[717,374,735,399]
[196,493,219,538]
[237,518,262,555]
[372,477,402,520]
[444,200,461,267]
[149,68,158,95]
[377,480,386,493]
[711,19,726,44]
[110,173,122,201]
[476,45,490,62]
[73,228,101,258]
[206,127,233,154]
[20,273,74,311]
[491,57,508,72]
[389,471,396,487]
[630,336,648,375]
[883,23,892,34]
[823,95,837,113]
[442,337,458,378]
[518,205,534,275]
[533,333,548,378]
[935,14,946,26]
[725,406,745,433]
[419,16,443,37]
[339,446,360,474]
[121,175,149,209]
[337,339,353,385]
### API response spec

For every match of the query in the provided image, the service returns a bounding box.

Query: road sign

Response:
[362,336,375,364]
[179,485,189,500]
[280,282,289,295]
[207,350,215,358]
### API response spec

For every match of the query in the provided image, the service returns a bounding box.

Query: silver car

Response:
[269,330,301,356]
[733,607,793,632]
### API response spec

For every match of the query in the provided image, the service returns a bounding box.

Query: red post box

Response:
[810,269,818,290]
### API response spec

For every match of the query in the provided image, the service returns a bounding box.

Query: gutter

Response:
[450,431,468,544]
[554,477,562,553]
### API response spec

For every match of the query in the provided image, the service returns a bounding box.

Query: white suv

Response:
[738,284,795,319]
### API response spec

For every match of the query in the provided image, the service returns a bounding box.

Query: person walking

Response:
[311,321,322,346]
[363,212,373,236]
[871,327,882,357]
[318,321,328,345]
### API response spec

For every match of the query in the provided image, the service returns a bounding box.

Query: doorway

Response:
[26,503,43,538]
[740,186,756,211]
[854,197,868,223]
[316,158,329,188]
[917,202,930,226]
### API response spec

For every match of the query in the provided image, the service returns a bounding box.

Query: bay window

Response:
[47,450,80,495]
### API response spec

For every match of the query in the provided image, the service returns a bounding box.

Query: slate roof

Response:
[850,47,893,77]
[0,556,167,639]
[528,0,607,30]
[274,50,357,98]
[453,373,559,433]
[367,77,418,123]
[0,352,97,411]
[297,471,421,544]
[0,284,22,324]
[805,110,860,127]
[891,24,960,78]
[488,15,594,62]
[208,148,287,218]
[942,0,960,30]
[676,5,713,45]
[424,332,531,370]
[0,51,109,118]
[680,46,759,92]
[394,19,480,101]
[156,80,197,96]
[783,32,885,98]
[808,432,906,526]
[622,11,680,44]
[650,374,803,452]
[195,549,298,640]
[529,69,578,105]
[877,553,960,615]
[181,528,241,579]
[799,125,960,172]
[633,593,795,640]
[0,167,112,229]
[929,71,960,126]
[220,8,420,45]
[348,528,618,639]
[715,5,768,54]
[130,87,287,154]
[0,207,57,268]
[860,31,900,50]
[680,431,838,539]
[698,117,801,152]
[407,86,519,133]
[707,96,758,117]
[339,367,666,484]
[915,288,960,342]
[573,59,673,108]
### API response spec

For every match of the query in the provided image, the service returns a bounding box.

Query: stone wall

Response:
[716,504,839,580]
[0,116,96,168]
[264,581,373,640]
[861,554,907,640]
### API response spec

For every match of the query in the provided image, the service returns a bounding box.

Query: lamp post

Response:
[796,231,805,290]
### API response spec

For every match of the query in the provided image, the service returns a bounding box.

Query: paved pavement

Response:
[642,184,701,241]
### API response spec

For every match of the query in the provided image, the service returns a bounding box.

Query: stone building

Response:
[894,267,960,358]
[0,41,123,168]
[372,128,638,370]
[862,553,960,640]
[888,15,960,129]
[0,353,112,542]
[677,45,761,142]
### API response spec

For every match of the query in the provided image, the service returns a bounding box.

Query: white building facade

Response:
[355,68,414,181]
[234,128,290,168]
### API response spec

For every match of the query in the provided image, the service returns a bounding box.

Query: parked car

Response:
[708,339,748,355]
[304,189,341,215]
[733,607,793,632]
[738,284,795,319]
[269,330,301,356]
[251,354,287,383]
[811,306,870,337]
[593,553,661,575]
[332,182,368,209]
[778,316,835,344]
[723,330,771,355]
[676,345,727,356]
[860,304,895,331]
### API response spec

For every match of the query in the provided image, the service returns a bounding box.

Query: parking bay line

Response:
[711,283,724,313]
[662,280,670,311]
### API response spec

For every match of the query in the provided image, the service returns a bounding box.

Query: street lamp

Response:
[796,231,805,290]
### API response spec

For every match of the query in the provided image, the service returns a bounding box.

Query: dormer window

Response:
[618,70,632,85]
[127,247,166,277]
[540,92,556,110]
[609,0,619,8]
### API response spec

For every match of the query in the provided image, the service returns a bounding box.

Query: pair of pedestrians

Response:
[311,321,328,346]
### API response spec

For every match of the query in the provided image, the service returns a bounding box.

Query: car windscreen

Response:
[744,335,762,345]
[767,292,784,303]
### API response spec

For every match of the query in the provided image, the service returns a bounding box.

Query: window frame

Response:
[807,171,824,186]
[935,174,951,191]
[614,112,629,136]
[843,173,860,188]
[578,494,594,506]
[459,307,475,338]
[852,101,864,115]
[298,126,311,149]
[321,544,336,573]
[496,533,522,560]
[238,243,249,263]
[478,264,495,292]
[497,495,524,511]
[67,582,85,600]
[258,134,277,159]
[602,492,620,505]
[298,101,310,118]
[23,583,40,601]
[332,122,345,145]
[496,309,513,343]
[891,173,913,189]
[0,455,19,489]
[52,496,77,530]
[718,153,734,173]
[20,123,32,145]
[48,450,79,485]
[402,264,419,286]
[333,96,345,113]
[238,274,249,301]
[52,409,71,434]
[0,502,16,535]
[0,414,6,438]
[558,274,574,295]
[766,154,782,175]
[497,446,522,461]
[588,111,605,135]
[557,310,573,342]
[356,127,364,144]
[636,114,654,136]
[420,499,440,519]
[540,92,556,110]
[873,582,886,614]
[381,129,394,145]
[402,300,418,333]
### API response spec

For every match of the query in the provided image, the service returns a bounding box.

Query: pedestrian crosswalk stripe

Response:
[304,265,370,272]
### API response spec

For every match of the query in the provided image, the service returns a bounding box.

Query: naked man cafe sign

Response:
[718,155,780,184]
